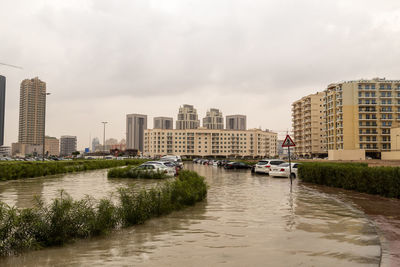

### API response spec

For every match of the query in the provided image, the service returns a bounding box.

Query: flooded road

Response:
[0,169,160,208]
[0,164,387,266]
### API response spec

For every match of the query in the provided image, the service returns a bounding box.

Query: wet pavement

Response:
[0,163,396,266]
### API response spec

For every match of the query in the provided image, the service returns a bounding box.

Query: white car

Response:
[145,161,177,175]
[136,163,175,177]
[254,159,285,174]
[269,163,299,178]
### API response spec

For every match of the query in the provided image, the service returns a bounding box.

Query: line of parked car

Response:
[192,158,300,178]
[135,155,184,176]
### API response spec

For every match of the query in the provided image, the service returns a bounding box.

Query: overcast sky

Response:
[1,0,400,149]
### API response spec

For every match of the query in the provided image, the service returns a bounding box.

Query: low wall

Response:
[328,149,365,161]
[382,151,400,160]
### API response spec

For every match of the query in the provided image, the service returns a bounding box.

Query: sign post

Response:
[282,135,296,188]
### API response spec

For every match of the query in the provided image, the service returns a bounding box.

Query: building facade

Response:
[154,117,173,129]
[18,77,47,145]
[0,75,5,146]
[144,128,277,158]
[203,108,224,129]
[11,143,42,157]
[176,104,200,130]
[292,92,325,157]
[91,137,100,152]
[126,114,147,152]
[324,78,400,156]
[45,136,60,156]
[226,115,246,130]
[60,135,77,156]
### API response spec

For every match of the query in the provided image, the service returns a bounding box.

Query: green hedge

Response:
[0,159,148,181]
[0,170,207,256]
[108,166,169,179]
[298,162,400,198]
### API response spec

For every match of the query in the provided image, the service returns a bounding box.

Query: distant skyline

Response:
[1,0,400,149]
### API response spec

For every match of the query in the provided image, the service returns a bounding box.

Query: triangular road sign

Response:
[282,135,295,147]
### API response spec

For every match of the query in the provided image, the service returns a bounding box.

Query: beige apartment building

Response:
[45,136,59,156]
[324,78,400,156]
[203,108,224,129]
[18,77,47,145]
[144,128,277,158]
[292,92,325,157]
[176,105,200,130]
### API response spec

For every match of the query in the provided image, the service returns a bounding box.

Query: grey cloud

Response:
[1,0,400,147]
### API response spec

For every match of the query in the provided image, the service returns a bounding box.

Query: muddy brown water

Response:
[1,163,398,266]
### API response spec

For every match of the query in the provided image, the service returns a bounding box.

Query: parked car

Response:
[146,161,177,175]
[136,163,175,177]
[269,163,299,178]
[224,162,252,169]
[254,159,285,174]
[160,155,183,169]
[218,160,228,167]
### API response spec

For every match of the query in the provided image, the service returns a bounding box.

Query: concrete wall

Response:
[382,151,400,160]
[328,149,365,160]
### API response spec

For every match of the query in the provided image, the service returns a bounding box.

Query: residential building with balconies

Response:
[292,92,325,157]
[324,78,400,157]
[143,128,277,158]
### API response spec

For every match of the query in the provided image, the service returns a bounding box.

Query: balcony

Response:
[358,109,377,113]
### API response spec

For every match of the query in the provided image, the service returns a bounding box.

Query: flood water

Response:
[0,163,397,266]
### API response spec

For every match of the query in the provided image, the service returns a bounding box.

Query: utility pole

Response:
[101,121,108,158]
[42,93,51,161]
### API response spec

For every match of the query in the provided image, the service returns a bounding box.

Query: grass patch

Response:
[0,159,148,181]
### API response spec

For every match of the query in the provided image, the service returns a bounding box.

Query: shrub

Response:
[0,170,207,256]
[298,162,400,198]
[107,166,169,179]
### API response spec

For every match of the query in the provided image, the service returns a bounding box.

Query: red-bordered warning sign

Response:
[282,135,295,147]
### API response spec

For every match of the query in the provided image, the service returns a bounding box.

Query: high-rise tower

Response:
[126,114,147,152]
[0,75,5,146]
[176,104,200,130]
[18,77,46,145]
[203,108,224,129]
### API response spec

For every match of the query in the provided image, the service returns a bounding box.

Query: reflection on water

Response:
[304,183,400,267]
[0,169,164,208]
[0,164,382,266]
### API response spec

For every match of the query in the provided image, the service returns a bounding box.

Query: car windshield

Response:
[257,161,268,165]
[271,161,283,165]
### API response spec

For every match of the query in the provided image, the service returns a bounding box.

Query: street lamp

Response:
[101,121,108,158]
[42,92,51,162]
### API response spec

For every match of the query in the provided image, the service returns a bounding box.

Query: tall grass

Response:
[0,159,148,181]
[298,162,400,198]
[0,170,207,256]
[108,166,169,179]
